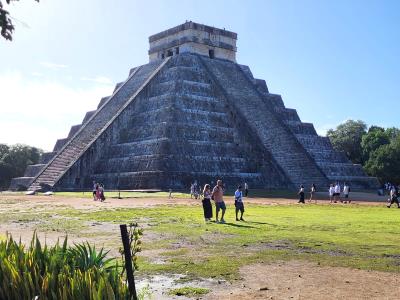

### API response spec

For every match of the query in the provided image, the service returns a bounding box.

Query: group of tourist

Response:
[199,179,246,223]
[297,182,351,204]
[328,182,351,203]
[92,181,106,202]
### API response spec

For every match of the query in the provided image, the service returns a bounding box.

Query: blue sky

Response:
[1,0,399,151]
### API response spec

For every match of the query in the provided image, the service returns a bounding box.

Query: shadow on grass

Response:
[244,221,269,225]
[219,222,256,229]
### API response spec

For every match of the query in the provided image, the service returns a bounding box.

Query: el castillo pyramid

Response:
[10,21,378,191]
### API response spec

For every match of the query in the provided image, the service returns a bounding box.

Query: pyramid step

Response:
[28,58,169,190]
[199,55,328,187]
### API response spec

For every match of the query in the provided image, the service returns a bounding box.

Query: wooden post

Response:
[120,224,137,300]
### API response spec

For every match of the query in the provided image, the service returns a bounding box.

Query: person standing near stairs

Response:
[298,185,305,203]
[212,179,226,223]
[92,181,97,201]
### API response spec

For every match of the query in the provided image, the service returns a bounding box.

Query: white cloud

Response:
[31,72,43,77]
[316,124,335,137]
[0,71,113,151]
[81,76,113,84]
[39,61,68,70]
[315,118,355,136]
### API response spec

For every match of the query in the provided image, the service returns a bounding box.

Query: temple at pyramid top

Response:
[148,21,237,62]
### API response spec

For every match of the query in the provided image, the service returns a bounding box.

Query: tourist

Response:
[95,183,100,201]
[212,179,226,223]
[202,184,213,221]
[298,185,305,203]
[235,185,245,221]
[329,184,334,203]
[99,184,105,202]
[190,183,194,199]
[334,182,341,203]
[194,185,199,200]
[343,183,350,203]
[244,182,249,197]
[387,185,400,208]
[309,183,316,203]
[92,180,97,201]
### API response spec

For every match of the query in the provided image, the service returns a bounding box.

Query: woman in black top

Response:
[298,185,305,203]
[202,184,213,221]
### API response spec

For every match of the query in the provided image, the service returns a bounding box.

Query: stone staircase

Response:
[88,54,286,189]
[254,73,379,189]
[199,55,329,188]
[27,59,169,191]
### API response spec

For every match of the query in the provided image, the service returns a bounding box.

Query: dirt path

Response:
[209,260,400,299]
[0,191,388,210]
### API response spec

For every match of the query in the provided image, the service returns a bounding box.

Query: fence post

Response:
[120,224,138,300]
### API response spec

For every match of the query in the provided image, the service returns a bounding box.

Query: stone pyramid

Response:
[10,21,378,191]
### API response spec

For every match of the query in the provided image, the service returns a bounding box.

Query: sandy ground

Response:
[0,191,389,210]
[209,261,400,300]
[0,192,397,299]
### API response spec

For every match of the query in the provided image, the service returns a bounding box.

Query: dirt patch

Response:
[0,192,388,211]
[209,260,400,299]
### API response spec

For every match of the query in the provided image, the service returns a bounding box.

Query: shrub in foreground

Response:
[0,232,130,300]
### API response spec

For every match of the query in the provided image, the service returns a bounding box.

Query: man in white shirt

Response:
[334,182,341,203]
[329,184,334,203]
[343,183,350,203]
[235,185,245,221]
[244,182,249,197]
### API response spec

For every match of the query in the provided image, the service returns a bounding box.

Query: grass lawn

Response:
[1,196,399,281]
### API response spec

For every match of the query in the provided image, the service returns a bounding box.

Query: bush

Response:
[0,232,130,300]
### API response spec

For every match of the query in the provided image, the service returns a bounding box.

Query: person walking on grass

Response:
[334,182,341,203]
[95,183,101,201]
[387,185,400,208]
[343,183,350,203]
[190,183,194,199]
[92,180,97,201]
[212,179,226,223]
[235,185,245,221]
[329,184,334,203]
[202,184,213,221]
[99,184,105,202]
[244,182,249,197]
[309,183,316,203]
[298,185,305,203]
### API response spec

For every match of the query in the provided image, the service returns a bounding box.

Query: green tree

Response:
[361,129,390,162]
[0,0,39,41]
[327,120,367,164]
[364,136,400,184]
[0,160,13,188]
[385,127,400,141]
[0,143,43,189]
[0,143,9,160]
[367,126,385,133]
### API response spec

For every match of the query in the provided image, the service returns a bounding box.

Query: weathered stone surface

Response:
[9,22,378,191]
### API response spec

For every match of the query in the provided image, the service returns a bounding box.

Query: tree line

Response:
[0,143,42,189]
[327,120,400,185]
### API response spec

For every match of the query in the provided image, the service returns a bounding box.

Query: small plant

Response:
[137,284,152,300]
[168,286,210,297]
[119,222,143,272]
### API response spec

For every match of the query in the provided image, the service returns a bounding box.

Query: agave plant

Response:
[0,232,131,300]
[67,242,115,272]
